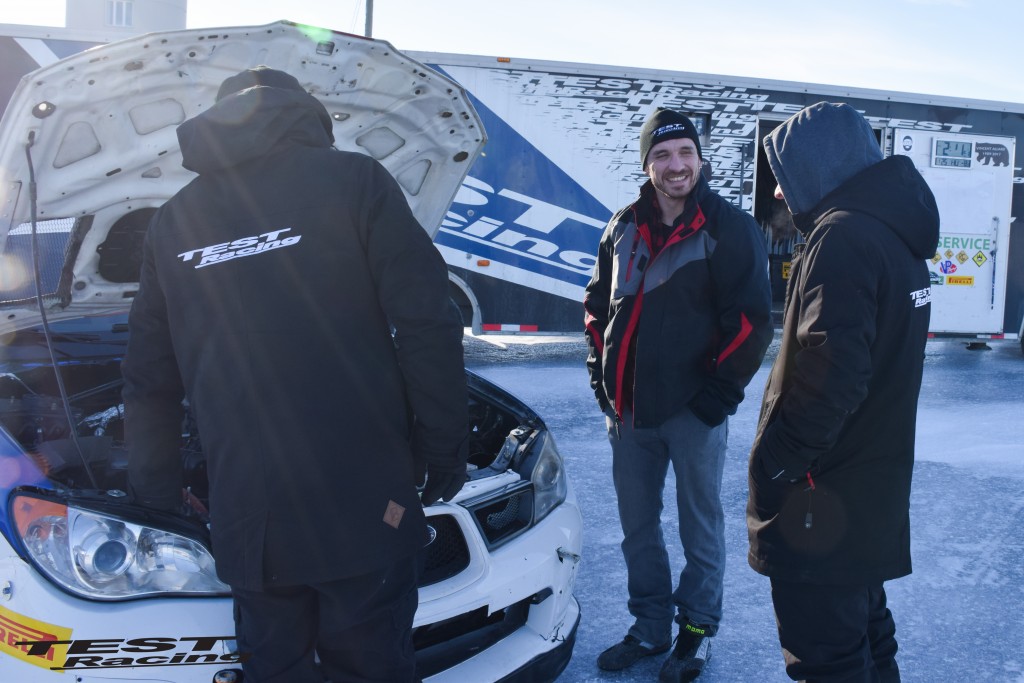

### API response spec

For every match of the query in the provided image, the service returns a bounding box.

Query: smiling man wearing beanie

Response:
[584,108,773,681]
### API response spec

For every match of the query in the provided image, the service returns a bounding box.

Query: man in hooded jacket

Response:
[748,102,940,682]
[123,66,469,682]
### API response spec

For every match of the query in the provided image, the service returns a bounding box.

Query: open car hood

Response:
[0,20,485,334]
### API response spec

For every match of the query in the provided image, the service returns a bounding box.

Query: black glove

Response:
[421,465,467,506]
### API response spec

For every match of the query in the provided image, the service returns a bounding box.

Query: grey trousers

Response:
[609,407,728,646]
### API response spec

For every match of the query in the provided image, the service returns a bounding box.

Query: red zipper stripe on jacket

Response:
[615,285,644,416]
[615,204,706,415]
[663,206,706,250]
[716,311,753,367]
[584,307,604,356]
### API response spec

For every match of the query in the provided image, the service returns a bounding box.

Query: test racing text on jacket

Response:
[122,82,468,590]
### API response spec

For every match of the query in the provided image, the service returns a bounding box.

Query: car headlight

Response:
[10,492,229,600]
[525,431,567,523]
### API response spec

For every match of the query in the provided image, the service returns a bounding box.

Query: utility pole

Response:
[365,0,373,37]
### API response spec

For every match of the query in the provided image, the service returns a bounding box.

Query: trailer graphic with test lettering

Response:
[412,52,1023,344]
[2,25,1022,344]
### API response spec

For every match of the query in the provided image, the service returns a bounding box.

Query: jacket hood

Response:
[178,85,335,174]
[763,101,939,258]
[815,154,940,259]
[764,101,883,216]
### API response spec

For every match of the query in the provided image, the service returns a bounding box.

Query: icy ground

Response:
[464,333,1024,683]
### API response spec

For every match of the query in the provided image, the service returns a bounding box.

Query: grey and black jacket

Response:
[584,176,773,429]
[747,102,940,585]
[123,83,468,590]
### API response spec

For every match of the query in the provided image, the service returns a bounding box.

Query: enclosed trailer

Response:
[408,52,1023,347]
[3,25,1022,347]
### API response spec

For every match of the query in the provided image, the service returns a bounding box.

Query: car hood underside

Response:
[0,20,485,334]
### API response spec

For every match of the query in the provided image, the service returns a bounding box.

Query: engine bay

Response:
[0,354,529,506]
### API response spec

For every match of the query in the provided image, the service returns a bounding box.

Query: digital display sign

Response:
[931,139,973,169]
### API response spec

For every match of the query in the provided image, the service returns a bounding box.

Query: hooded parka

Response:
[747,102,940,585]
[123,77,468,590]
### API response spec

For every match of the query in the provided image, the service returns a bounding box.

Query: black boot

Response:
[597,634,671,671]
[658,621,713,682]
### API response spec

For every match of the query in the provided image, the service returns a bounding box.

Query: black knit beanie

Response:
[216,65,306,102]
[639,108,702,169]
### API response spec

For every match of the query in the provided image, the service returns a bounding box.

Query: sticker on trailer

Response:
[938,235,994,251]
[947,276,975,286]
[974,142,1010,167]
[973,251,988,267]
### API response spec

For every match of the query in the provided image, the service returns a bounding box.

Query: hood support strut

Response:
[25,130,99,489]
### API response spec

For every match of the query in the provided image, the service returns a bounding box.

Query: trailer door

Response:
[892,129,1014,335]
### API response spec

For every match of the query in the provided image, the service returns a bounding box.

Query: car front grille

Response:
[413,596,532,678]
[418,513,469,588]
[467,483,533,549]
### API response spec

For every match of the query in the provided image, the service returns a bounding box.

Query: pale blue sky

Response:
[4,0,1022,104]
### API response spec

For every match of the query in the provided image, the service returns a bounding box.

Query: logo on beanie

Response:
[654,123,688,139]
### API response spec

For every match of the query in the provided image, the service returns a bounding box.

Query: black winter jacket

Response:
[123,85,468,590]
[747,141,940,584]
[584,176,773,429]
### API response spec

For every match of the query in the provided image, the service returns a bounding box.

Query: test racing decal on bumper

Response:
[12,631,248,672]
[0,605,73,670]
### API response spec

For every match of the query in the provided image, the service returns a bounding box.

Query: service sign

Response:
[897,129,1014,334]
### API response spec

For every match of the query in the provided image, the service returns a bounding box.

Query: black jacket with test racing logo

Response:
[747,103,941,585]
[122,82,468,590]
[584,176,773,429]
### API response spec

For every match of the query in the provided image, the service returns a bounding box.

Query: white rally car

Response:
[0,21,582,682]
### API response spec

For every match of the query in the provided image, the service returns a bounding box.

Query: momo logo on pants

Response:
[177,228,302,269]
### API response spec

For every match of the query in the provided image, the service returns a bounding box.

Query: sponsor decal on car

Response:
[13,634,249,671]
[0,605,73,670]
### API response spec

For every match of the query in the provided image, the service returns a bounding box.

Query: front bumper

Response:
[496,607,579,683]
[418,482,583,682]
[0,485,582,682]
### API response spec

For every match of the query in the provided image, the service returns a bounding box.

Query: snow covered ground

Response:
[464,333,1024,683]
